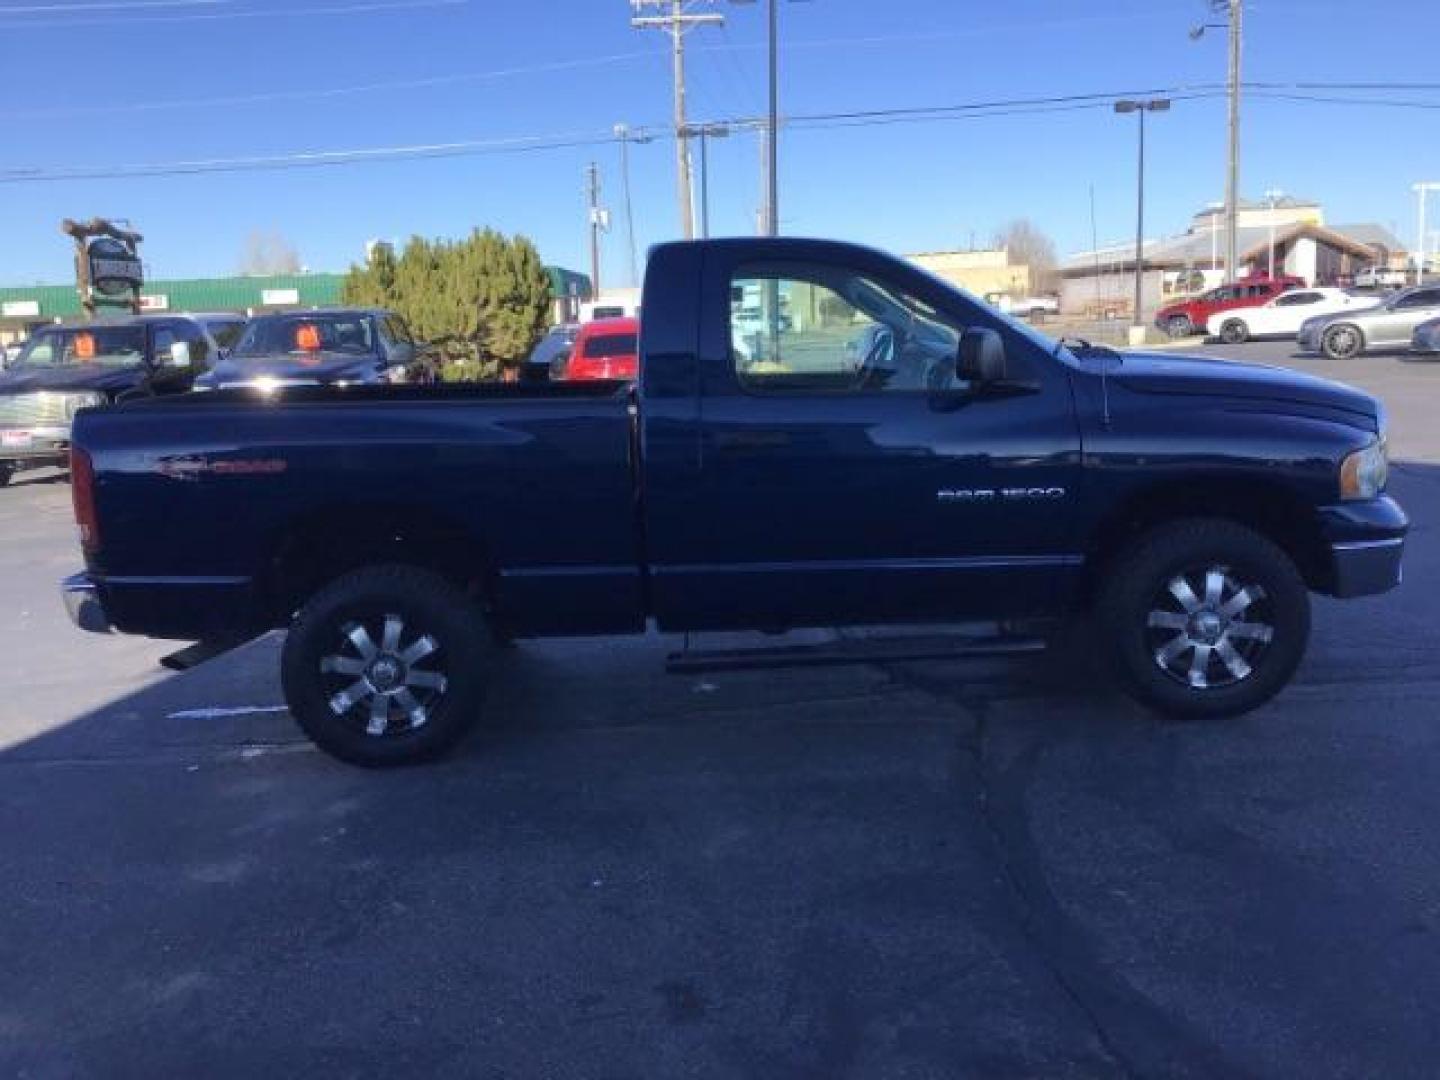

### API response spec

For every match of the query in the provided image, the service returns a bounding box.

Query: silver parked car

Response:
[1297,284,1440,359]
[1412,315,1440,356]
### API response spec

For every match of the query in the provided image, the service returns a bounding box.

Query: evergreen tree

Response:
[338,227,555,381]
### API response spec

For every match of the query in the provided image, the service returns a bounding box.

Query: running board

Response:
[665,632,1047,675]
[159,636,252,672]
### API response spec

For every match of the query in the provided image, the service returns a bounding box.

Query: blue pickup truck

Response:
[63,238,1407,765]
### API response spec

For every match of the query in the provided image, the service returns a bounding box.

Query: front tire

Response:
[1219,319,1249,344]
[1165,315,1194,339]
[1097,520,1310,719]
[281,565,493,766]
[1321,323,1364,360]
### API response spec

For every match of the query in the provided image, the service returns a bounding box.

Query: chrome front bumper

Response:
[0,424,69,462]
[1329,538,1405,598]
[62,573,112,634]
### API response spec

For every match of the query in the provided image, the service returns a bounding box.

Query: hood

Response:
[0,363,144,395]
[1110,350,1378,426]
[199,352,384,387]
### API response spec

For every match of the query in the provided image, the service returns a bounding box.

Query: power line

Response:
[1,0,227,12]
[0,130,617,184]
[0,50,658,120]
[5,83,1439,186]
[0,0,464,29]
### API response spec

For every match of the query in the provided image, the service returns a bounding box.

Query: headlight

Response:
[1340,437,1388,500]
[65,392,105,418]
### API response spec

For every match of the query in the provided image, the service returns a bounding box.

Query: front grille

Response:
[0,392,82,428]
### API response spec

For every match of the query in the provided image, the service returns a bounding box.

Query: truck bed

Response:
[73,382,643,640]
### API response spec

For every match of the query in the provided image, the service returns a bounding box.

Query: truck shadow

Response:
[0,463,1433,1076]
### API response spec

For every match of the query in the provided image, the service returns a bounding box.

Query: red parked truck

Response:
[1154,275,1305,339]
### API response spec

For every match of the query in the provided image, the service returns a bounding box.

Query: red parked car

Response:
[558,317,639,381]
[1154,275,1305,339]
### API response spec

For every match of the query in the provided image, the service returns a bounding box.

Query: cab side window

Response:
[730,264,965,394]
[153,322,211,369]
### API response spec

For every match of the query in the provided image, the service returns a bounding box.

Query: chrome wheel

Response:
[1166,316,1193,339]
[1324,324,1361,359]
[1145,565,1275,690]
[319,613,449,737]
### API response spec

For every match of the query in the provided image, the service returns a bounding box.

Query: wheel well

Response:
[1083,480,1331,603]
[260,505,491,625]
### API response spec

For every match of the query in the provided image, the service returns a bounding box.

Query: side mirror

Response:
[957,327,1007,383]
[165,341,191,368]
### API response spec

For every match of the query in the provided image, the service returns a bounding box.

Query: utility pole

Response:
[586,162,603,298]
[1225,0,1241,283]
[764,0,779,236]
[1191,1,1242,283]
[631,1,724,240]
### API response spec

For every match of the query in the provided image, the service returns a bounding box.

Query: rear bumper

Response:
[61,571,259,640]
[62,572,112,634]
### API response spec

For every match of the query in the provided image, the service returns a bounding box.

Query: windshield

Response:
[16,326,147,368]
[233,313,376,358]
[205,320,248,351]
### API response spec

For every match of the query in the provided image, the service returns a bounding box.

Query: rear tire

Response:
[1219,319,1249,344]
[281,565,493,766]
[1097,519,1310,719]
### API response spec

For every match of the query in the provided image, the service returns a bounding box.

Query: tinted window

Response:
[1274,292,1321,307]
[1395,289,1440,309]
[17,326,146,367]
[234,313,377,357]
[730,264,963,393]
[582,333,637,359]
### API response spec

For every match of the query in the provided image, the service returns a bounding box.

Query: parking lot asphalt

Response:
[2,340,1437,1078]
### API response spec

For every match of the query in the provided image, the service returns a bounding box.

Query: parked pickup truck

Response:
[0,313,245,487]
[63,238,1407,765]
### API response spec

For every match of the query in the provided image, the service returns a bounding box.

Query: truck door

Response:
[646,244,1084,632]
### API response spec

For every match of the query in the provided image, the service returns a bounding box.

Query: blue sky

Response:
[1,0,1437,286]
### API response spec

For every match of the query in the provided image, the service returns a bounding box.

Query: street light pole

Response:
[1115,98,1171,342]
[1265,188,1284,278]
[684,122,730,238]
[1414,182,1440,285]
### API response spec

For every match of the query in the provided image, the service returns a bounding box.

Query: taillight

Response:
[71,445,99,554]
